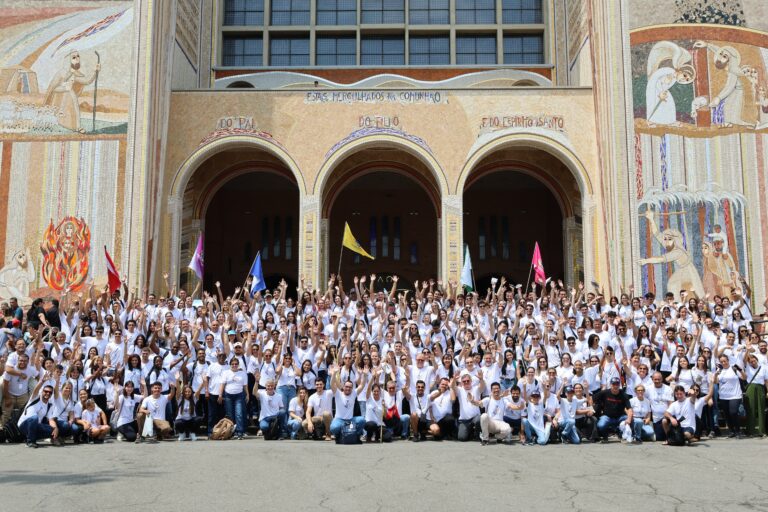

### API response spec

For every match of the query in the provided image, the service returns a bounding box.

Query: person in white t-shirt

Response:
[256,380,286,440]
[363,378,386,442]
[287,387,308,439]
[557,385,582,444]
[304,379,333,441]
[628,385,654,443]
[404,379,431,441]
[329,366,365,438]
[80,398,110,443]
[175,385,199,441]
[17,383,56,448]
[136,382,173,443]
[428,377,456,440]
[113,381,143,442]
[451,369,485,441]
[522,387,550,446]
[662,385,696,444]
[479,382,512,445]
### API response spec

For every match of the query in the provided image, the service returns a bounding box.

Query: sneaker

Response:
[480,439,488,446]
[26,441,39,449]
[135,436,143,444]
[117,433,125,442]
[178,433,187,442]
[189,433,197,441]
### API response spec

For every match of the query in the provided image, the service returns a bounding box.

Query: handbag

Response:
[141,413,155,438]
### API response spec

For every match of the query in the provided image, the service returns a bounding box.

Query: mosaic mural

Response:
[631,23,768,297]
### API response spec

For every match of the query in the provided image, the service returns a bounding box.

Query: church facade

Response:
[1,0,767,304]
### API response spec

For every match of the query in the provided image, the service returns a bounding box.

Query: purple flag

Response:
[188,233,204,279]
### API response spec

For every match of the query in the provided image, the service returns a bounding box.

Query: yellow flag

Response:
[342,222,374,259]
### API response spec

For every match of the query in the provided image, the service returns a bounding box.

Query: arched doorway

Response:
[321,147,442,288]
[204,171,299,294]
[461,146,583,290]
[176,141,303,296]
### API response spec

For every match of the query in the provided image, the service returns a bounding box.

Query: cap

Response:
[610,377,621,385]
[530,390,541,397]
[227,330,236,335]
[234,342,243,348]
[11,318,20,327]
[564,385,574,393]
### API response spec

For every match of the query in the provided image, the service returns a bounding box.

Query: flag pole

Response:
[337,244,344,280]
[91,51,100,133]
[523,262,534,298]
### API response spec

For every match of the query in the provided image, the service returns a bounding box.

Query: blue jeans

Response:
[500,378,517,392]
[224,391,247,435]
[522,418,550,445]
[277,385,296,413]
[55,419,81,439]
[19,418,53,443]
[259,413,286,437]
[358,401,367,418]
[287,418,302,439]
[559,419,581,444]
[596,415,627,438]
[330,417,365,437]
[631,419,655,441]
[399,414,410,438]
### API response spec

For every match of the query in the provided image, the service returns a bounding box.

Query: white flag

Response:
[461,245,473,291]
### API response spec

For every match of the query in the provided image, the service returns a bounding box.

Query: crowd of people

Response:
[1,273,767,448]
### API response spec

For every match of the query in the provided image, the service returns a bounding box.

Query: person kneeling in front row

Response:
[136,382,174,443]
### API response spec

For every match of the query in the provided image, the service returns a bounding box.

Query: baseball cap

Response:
[564,385,574,393]
[227,330,236,335]
[530,390,541,397]
[610,377,621,385]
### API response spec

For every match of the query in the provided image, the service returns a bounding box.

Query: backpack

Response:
[666,423,686,446]
[335,421,361,445]
[210,418,235,440]
[2,409,24,444]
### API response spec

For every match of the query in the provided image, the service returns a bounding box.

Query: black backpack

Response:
[335,421,362,445]
[3,408,24,444]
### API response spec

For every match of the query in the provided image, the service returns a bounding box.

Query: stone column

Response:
[442,194,463,284]
[299,194,321,290]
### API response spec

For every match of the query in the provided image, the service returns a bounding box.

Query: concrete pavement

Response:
[0,438,766,511]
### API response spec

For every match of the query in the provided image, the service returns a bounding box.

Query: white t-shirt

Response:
[410,393,431,418]
[81,407,104,426]
[116,393,144,427]
[524,401,546,431]
[140,394,169,421]
[666,399,695,430]
[558,397,579,422]
[430,389,453,422]
[482,396,506,422]
[334,389,357,420]
[257,390,282,420]
[307,389,333,417]
[365,396,384,425]
[288,397,305,419]
[221,368,247,394]
[717,367,742,400]
[17,397,53,426]
[646,384,673,422]
[629,396,651,421]
[456,385,481,420]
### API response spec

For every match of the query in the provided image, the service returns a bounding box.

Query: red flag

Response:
[532,242,546,285]
[104,246,121,293]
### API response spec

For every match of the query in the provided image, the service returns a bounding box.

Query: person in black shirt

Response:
[594,377,633,442]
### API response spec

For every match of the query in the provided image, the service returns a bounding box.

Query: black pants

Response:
[435,414,456,440]
[117,422,138,442]
[718,398,742,435]
[196,398,208,433]
[207,395,225,435]
[90,393,108,414]
[364,421,383,441]
[175,418,199,435]
[576,416,597,441]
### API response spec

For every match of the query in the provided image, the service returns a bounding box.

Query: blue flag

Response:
[249,252,266,297]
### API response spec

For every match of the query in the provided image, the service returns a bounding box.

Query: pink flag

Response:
[188,233,204,279]
[532,242,546,285]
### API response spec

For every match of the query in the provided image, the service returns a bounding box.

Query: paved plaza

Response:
[1,438,766,512]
